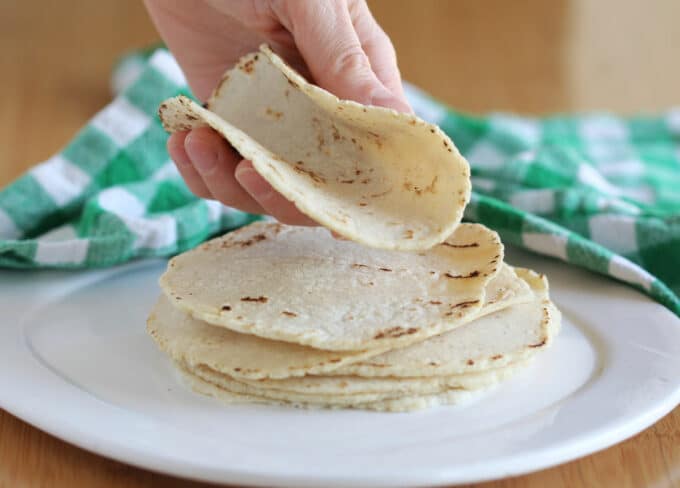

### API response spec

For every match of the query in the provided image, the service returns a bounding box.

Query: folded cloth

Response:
[0,48,678,316]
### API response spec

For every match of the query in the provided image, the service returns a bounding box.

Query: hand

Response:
[145,0,411,224]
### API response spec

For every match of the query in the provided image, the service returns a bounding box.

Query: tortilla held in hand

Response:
[158,45,470,251]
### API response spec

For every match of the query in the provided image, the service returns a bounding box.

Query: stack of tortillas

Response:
[150,46,561,412]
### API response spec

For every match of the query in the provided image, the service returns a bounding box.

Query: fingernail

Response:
[185,132,216,174]
[235,167,274,201]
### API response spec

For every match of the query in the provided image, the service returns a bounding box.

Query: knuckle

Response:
[333,45,372,78]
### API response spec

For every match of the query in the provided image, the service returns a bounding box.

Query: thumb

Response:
[283,1,410,113]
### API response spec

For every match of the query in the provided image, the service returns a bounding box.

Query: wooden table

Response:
[1,1,678,487]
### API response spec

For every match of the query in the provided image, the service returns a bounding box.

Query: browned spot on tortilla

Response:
[286,77,299,88]
[174,296,182,300]
[186,114,198,121]
[429,361,440,366]
[403,229,414,239]
[529,339,547,348]
[265,107,283,120]
[352,263,370,269]
[329,358,342,363]
[294,164,327,184]
[229,233,267,248]
[429,271,436,275]
[358,202,368,207]
[241,296,268,303]
[429,128,435,133]
[360,178,371,184]
[368,281,375,286]
[221,305,232,311]
[379,267,392,272]
[491,354,503,360]
[429,300,442,305]
[441,242,480,249]
[339,179,355,184]
[241,58,256,74]
[408,119,417,125]
[374,326,418,339]
[331,124,341,141]
[236,315,243,320]
[445,270,480,279]
[451,300,480,309]
[466,359,475,366]
[234,368,241,372]
[369,188,392,198]
[281,311,297,317]
[337,106,344,111]
[284,89,289,97]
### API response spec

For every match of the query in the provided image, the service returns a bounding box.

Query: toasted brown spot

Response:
[265,107,283,120]
[241,296,268,303]
[339,179,355,184]
[329,358,342,363]
[374,326,419,339]
[466,359,475,366]
[491,354,503,360]
[360,178,371,184]
[230,233,267,248]
[442,242,480,249]
[379,267,392,272]
[445,270,481,279]
[294,164,327,184]
[369,188,392,198]
[234,368,241,372]
[174,296,182,300]
[236,316,243,320]
[355,169,362,175]
[429,128,435,133]
[408,119,417,125]
[429,300,442,305]
[529,339,547,348]
[282,311,297,317]
[284,89,289,97]
[286,77,299,88]
[221,305,232,311]
[352,263,370,269]
[358,202,368,207]
[429,271,436,275]
[451,300,481,309]
[331,124,341,141]
[403,229,414,239]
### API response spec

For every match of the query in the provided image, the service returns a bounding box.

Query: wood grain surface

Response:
[0,1,678,487]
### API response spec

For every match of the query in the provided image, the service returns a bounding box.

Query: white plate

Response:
[1,246,679,487]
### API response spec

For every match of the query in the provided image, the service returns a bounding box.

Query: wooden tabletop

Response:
[1,1,678,487]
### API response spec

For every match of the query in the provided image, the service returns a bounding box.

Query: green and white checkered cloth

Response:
[1,48,678,316]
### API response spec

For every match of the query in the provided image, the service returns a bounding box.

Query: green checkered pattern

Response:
[0,48,678,316]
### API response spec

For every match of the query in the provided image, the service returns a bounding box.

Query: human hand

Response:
[145,0,411,224]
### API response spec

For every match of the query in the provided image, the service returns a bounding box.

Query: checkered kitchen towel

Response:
[1,48,678,316]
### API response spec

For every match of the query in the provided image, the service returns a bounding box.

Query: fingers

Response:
[170,127,315,225]
[235,161,317,226]
[167,131,211,198]
[284,0,409,113]
[350,2,411,112]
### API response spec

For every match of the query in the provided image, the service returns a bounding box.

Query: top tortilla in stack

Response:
[160,221,503,351]
[159,45,470,251]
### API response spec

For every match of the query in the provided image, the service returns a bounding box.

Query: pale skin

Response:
[144,0,411,225]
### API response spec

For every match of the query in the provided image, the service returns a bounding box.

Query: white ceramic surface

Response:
[0,246,679,487]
